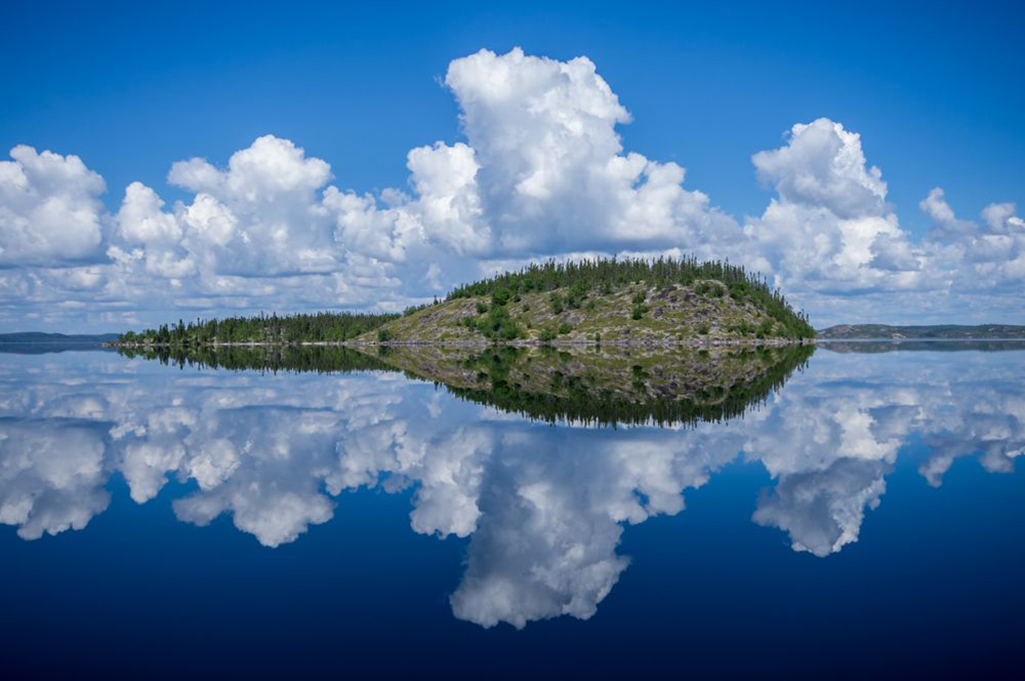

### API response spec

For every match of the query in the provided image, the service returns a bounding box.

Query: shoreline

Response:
[112,337,814,349]
[107,337,1025,350]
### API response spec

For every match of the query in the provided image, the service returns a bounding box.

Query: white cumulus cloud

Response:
[0,49,1021,330]
[0,145,106,267]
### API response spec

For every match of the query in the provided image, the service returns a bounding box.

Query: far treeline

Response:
[119,310,400,346]
[118,256,815,346]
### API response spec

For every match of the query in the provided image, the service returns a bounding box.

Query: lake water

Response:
[2,343,1023,677]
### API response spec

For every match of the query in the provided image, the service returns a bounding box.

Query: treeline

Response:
[119,311,400,346]
[448,256,815,339]
[117,344,396,374]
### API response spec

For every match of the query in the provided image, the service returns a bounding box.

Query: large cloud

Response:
[0,145,106,267]
[0,48,1022,330]
[744,119,926,298]
[431,48,739,257]
[741,118,1023,323]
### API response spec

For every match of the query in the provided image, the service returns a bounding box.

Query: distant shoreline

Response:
[816,324,1025,341]
[0,340,113,345]
[815,337,1025,343]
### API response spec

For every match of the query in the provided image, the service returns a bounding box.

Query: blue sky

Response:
[1,0,1023,331]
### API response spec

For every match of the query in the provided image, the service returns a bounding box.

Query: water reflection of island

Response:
[374,344,813,426]
[119,343,814,428]
[117,344,393,374]
[5,344,1023,629]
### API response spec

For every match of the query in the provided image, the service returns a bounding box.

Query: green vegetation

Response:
[447,257,808,331]
[441,256,813,340]
[550,292,564,314]
[368,343,815,427]
[462,289,523,340]
[118,344,393,373]
[119,311,400,347]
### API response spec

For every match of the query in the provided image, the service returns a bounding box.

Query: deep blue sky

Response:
[3,0,1022,234]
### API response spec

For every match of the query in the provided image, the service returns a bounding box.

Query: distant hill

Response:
[817,324,1025,340]
[0,332,121,345]
[821,340,1025,353]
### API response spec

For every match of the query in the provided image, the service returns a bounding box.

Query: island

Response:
[115,257,815,348]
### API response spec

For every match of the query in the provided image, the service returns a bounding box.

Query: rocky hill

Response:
[361,283,800,343]
[360,258,814,344]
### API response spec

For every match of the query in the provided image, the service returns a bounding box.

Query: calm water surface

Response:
[1,343,1023,677]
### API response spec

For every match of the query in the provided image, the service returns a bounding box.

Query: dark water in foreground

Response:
[1,343,1023,678]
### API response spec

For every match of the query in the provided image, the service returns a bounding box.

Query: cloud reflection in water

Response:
[1,345,1023,627]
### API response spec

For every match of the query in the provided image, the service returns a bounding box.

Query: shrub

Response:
[377,328,393,342]
[550,292,564,315]
[491,288,511,307]
[697,323,710,335]
[539,327,557,342]
[558,322,572,335]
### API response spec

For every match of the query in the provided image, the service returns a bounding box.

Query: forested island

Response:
[116,257,815,348]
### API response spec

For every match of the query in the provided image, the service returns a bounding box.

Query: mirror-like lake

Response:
[2,343,1023,676]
